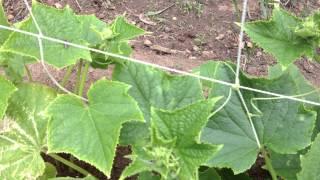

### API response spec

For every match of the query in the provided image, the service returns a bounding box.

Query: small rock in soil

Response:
[164,27,172,33]
[172,17,177,21]
[215,34,225,40]
[202,51,216,58]
[256,51,263,57]
[54,3,63,9]
[193,45,200,52]
[218,5,229,11]
[227,30,233,35]
[7,14,14,21]
[46,0,55,6]
[246,41,253,48]
[144,39,152,47]
[185,49,192,55]
[150,45,176,54]
[97,13,105,19]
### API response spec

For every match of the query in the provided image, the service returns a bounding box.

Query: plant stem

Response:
[60,65,74,88]
[261,148,277,180]
[74,60,83,93]
[231,0,240,20]
[25,65,33,82]
[47,153,89,176]
[259,0,268,19]
[78,62,90,96]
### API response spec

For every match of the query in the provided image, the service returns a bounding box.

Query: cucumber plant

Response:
[0,1,320,180]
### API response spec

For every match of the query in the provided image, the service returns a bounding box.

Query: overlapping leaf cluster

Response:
[0,1,320,180]
[244,7,320,66]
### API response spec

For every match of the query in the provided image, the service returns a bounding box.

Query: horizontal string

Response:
[0,25,319,106]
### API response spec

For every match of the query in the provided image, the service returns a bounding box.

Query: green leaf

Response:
[0,0,11,44]
[297,134,320,180]
[47,79,143,177]
[244,8,314,66]
[313,108,320,140]
[50,176,96,180]
[295,11,320,39]
[113,62,204,146]
[77,15,112,45]
[91,16,143,68]
[0,76,16,120]
[217,169,251,180]
[0,53,36,83]
[270,151,301,180]
[91,40,133,68]
[0,84,56,179]
[112,16,145,41]
[200,61,317,173]
[38,163,57,180]
[138,172,161,180]
[121,99,223,180]
[2,2,104,68]
[199,168,221,180]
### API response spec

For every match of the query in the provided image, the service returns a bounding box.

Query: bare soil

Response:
[2,0,320,179]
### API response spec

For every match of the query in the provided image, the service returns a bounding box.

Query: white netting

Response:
[0,0,319,147]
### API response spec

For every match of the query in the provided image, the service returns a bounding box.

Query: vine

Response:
[0,1,320,180]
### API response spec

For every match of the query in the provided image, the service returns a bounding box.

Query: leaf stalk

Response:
[261,148,277,180]
[74,60,83,93]
[60,65,74,88]
[78,62,90,96]
[47,153,90,177]
[25,65,33,82]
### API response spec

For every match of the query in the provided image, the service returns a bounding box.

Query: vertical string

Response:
[235,0,249,85]
[21,0,88,101]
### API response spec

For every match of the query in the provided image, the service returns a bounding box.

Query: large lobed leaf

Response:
[0,84,56,179]
[200,61,317,174]
[244,8,314,66]
[0,53,36,83]
[297,134,320,180]
[0,0,11,44]
[270,151,301,180]
[47,79,143,177]
[0,76,16,120]
[121,99,222,180]
[2,1,109,68]
[0,2,36,82]
[113,62,204,146]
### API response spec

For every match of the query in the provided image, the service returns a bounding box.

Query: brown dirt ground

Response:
[2,0,320,179]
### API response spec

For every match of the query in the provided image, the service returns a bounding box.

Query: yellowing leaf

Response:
[0,84,56,179]
[0,76,16,120]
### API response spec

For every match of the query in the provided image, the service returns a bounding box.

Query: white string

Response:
[237,90,262,148]
[234,0,262,148]
[11,0,320,151]
[22,0,88,102]
[2,0,320,107]
[235,0,249,85]
[1,24,320,106]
